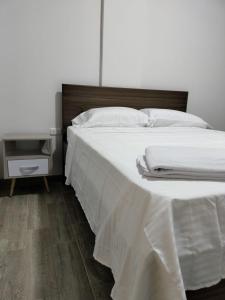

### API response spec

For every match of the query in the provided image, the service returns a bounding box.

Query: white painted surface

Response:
[103,0,225,130]
[0,0,100,177]
[8,159,48,177]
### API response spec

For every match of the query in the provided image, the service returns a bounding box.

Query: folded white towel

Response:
[137,145,225,180]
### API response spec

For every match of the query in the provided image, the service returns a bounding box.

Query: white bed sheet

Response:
[65,126,225,300]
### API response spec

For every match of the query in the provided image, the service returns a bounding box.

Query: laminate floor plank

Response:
[52,241,93,300]
[28,228,60,300]
[0,249,30,300]
[65,194,114,300]
[47,201,76,243]
[27,194,49,230]
[63,192,79,225]
[0,195,28,251]
[0,197,8,228]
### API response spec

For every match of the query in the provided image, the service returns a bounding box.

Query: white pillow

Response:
[140,108,211,129]
[72,107,148,127]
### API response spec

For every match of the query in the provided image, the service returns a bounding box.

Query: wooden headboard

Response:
[62,84,188,136]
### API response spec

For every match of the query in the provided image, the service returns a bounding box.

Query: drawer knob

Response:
[19,166,39,175]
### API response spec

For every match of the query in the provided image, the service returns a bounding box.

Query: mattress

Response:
[65,126,225,300]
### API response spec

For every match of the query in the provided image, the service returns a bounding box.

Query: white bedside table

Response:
[3,133,52,196]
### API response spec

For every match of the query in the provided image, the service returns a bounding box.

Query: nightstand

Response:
[3,133,52,196]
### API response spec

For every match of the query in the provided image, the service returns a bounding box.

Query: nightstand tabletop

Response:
[3,133,51,140]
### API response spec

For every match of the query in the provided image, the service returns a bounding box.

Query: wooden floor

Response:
[0,177,225,300]
[0,178,114,300]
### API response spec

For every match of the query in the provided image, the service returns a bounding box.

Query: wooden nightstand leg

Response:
[10,178,16,197]
[43,176,50,192]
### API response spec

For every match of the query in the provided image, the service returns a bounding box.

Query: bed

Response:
[62,84,225,300]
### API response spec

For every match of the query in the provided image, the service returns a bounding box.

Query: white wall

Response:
[103,0,225,130]
[0,0,100,178]
[1,0,225,179]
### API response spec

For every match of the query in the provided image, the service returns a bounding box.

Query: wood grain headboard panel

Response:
[62,84,188,135]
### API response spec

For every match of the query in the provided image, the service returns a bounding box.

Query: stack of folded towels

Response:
[137,145,225,180]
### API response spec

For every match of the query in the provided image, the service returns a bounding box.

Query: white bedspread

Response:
[65,126,225,300]
[137,145,225,180]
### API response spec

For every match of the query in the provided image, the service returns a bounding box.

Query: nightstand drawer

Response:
[8,159,49,177]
